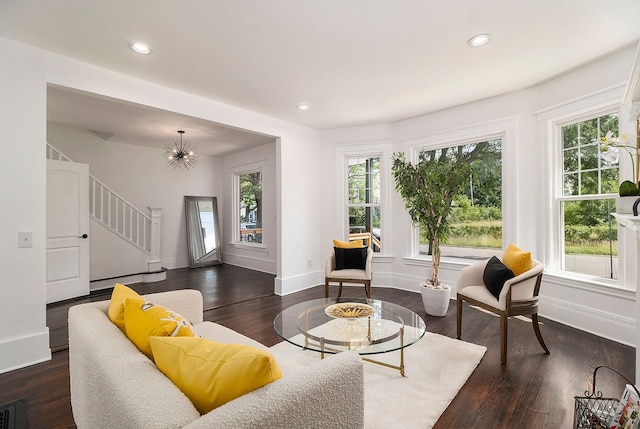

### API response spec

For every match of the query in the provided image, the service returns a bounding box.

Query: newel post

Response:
[148,207,163,272]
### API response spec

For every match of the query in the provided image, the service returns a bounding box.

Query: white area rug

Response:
[270,332,486,429]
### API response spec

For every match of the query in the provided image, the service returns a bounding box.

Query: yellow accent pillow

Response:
[150,336,282,414]
[107,283,142,331]
[333,239,364,249]
[124,299,196,359]
[502,243,534,276]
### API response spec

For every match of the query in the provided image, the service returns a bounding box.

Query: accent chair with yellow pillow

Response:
[455,245,549,365]
[68,288,365,429]
[325,240,373,298]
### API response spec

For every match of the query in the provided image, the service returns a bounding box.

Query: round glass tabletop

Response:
[273,297,426,356]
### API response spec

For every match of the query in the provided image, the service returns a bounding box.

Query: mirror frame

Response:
[184,196,222,268]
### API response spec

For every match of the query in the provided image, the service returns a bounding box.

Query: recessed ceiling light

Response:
[297,103,310,111]
[130,42,152,54]
[467,34,491,47]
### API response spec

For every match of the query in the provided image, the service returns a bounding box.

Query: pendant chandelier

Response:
[165,130,198,171]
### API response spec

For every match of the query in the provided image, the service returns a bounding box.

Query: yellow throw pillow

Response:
[333,239,364,249]
[124,299,196,359]
[502,243,534,277]
[107,283,142,331]
[150,336,282,414]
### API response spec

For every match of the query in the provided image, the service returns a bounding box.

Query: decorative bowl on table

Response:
[325,303,374,319]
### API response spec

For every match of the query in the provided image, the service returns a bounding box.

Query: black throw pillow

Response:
[334,247,367,270]
[483,256,515,299]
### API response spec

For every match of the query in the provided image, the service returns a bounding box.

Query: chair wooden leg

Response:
[456,298,462,340]
[337,282,343,298]
[500,313,508,365]
[365,281,371,298]
[324,281,329,298]
[532,313,550,354]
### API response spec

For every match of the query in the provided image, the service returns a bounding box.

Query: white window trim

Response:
[398,117,518,262]
[336,142,393,256]
[554,110,620,280]
[536,83,627,287]
[230,161,266,250]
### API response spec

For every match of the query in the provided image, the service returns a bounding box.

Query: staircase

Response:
[89,175,151,254]
[46,143,166,288]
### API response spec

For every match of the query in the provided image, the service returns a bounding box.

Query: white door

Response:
[46,159,90,303]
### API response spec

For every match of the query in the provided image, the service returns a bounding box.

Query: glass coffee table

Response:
[273,297,426,376]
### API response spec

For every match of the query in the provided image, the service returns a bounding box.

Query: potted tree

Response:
[391,150,472,316]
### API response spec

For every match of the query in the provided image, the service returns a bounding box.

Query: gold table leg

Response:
[361,326,405,377]
[309,326,407,376]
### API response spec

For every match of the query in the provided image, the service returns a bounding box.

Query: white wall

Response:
[275,130,328,295]
[0,36,320,373]
[320,44,639,346]
[0,38,51,373]
[47,123,222,272]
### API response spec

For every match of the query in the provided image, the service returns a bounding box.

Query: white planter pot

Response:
[616,196,640,215]
[420,284,451,317]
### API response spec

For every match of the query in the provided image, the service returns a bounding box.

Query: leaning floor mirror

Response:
[184,196,222,268]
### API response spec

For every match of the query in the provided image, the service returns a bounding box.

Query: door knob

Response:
[79,234,88,239]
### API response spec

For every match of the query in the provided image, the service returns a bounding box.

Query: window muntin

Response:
[562,115,619,197]
[237,170,263,244]
[558,113,619,279]
[347,156,381,252]
[418,139,503,260]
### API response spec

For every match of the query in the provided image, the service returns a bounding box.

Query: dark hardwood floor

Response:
[1,264,634,428]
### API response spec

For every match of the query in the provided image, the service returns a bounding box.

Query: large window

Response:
[347,156,381,252]
[418,139,503,260]
[236,170,263,244]
[558,113,619,279]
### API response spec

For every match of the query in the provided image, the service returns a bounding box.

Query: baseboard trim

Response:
[90,267,168,291]
[539,295,636,347]
[275,270,323,296]
[0,329,51,374]
[222,252,276,275]
[140,270,168,283]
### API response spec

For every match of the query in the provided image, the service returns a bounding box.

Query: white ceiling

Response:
[46,86,275,157]
[2,1,640,155]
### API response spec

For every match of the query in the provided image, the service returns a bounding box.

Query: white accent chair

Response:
[456,258,549,365]
[324,247,373,298]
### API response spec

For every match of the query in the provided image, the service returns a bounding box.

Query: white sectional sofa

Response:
[68,289,365,429]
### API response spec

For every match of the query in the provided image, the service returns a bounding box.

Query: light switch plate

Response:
[18,231,32,248]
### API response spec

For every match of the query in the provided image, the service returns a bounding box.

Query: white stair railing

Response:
[89,176,151,254]
[47,143,153,254]
[46,144,71,161]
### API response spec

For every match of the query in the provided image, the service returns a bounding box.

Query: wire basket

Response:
[574,366,640,429]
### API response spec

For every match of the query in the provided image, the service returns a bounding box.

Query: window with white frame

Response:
[557,112,619,279]
[235,169,263,244]
[416,138,504,260]
[347,156,382,252]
